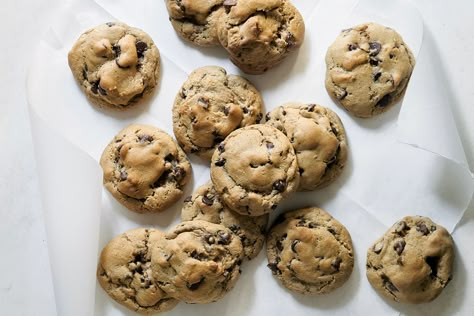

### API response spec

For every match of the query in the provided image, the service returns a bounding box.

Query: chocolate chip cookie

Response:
[210,124,299,216]
[217,0,305,74]
[173,66,264,159]
[266,207,354,295]
[97,228,179,314]
[151,220,244,304]
[68,22,160,109]
[100,124,191,213]
[325,22,415,118]
[165,0,225,46]
[265,103,348,191]
[366,216,455,304]
[181,181,269,260]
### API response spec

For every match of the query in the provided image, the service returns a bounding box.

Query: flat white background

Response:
[0,0,473,315]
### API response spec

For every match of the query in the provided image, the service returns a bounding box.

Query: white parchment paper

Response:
[27,0,474,315]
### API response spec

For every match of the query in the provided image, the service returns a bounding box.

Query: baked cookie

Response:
[217,0,305,74]
[151,220,244,304]
[100,124,191,213]
[265,103,348,191]
[181,181,269,260]
[266,207,354,295]
[366,216,455,304]
[210,124,299,216]
[325,22,415,118]
[165,0,225,46]
[68,22,160,109]
[173,66,264,159]
[97,228,179,315]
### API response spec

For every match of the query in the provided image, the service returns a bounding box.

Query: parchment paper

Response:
[27,0,474,315]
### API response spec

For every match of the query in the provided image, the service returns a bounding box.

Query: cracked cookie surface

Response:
[265,103,348,191]
[217,0,305,74]
[68,22,160,109]
[210,124,299,216]
[165,0,225,46]
[97,228,179,315]
[181,181,269,260]
[100,124,191,213]
[151,220,244,304]
[325,22,415,118]
[173,66,264,159]
[266,207,354,295]
[366,216,454,304]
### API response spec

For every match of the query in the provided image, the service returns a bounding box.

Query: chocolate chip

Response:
[112,45,121,58]
[369,58,380,66]
[273,180,286,192]
[337,89,348,100]
[416,223,430,235]
[138,134,153,143]
[229,224,240,233]
[376,94,392,107]
[308,222,317,228]
[394,240,406,255]
[369,42,382,56]
[202,195,214,206]
[266,142,274,150]
[307,104,316,112]
[224,106,230,115]
[214,158,226,167]
[242,107,249,114]
[348,43,358,51]
[135,41,148,58]
[91,81,99,94]
[374,72,382,81]
[296,219,306,227]
[389,53,395,59]
[198,97,209,109]
[382,275,398,292]
[183,196,192,203]
[217,232,231,245]
[291,240,299,252]
[373,240,384,254]
[332,257,342,271]
[395,221,408,233]
[120,169,128,181]
[174,167,186,182]
[106,22,115,27]
[180,88,187,98]
[187,278,204,291]
[327,227,337,236]
[267,262,281,275]
[265,112,271,121]
[223,0,237,6]
[286,32,296,48]
[282,110,287,116]
[204,234,215,244]
[217,143,225,153]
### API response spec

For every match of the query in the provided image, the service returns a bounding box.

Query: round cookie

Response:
[173,66,264,159]
[325,22,415,118]
[366,216,455,304]
[210,124,300,216]
[181,181,269,260]
[151,220,244,304]
[100,124,191,213]
[266,207,354,295]
[265,103,348,191]
[217,0,305,74]
[97,228,179,314]
[68,22,160,109]
[165,0,225,46]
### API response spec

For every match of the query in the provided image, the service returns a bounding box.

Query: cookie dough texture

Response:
[68,22,160,109]
[325,22,415,117]
[151,220,244,304]
[218,0,305,74]
[366,216,454,304]
[210,124,300,216]
[173,66,264,159]
[265,103,348,191]
[181,181,269,260]
[266,207,354,295]
[97,228,179,315]
[165,0,225,46]
[100,124,191,213]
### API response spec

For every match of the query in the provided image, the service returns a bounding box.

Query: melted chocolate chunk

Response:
[214,158,226,167]
[204,234,215,244]
[112,45,121,58]
[266,142,274,150]
[183,195,192,203]
[307,104,316,112]
[373,240,384,254]
[138,134,153,143]
[217,232,231,245]
[374,72,382,81]
[416,223,430,235]
[267,262,281,275]
[394,240,406,255]
[265,112,271,121]
[135,41,148,58]
[291,240,299,252]
[369,58,380,66]
[369,42,382,56]
[273,180,287,192]
[173,167,186,182]
[337,89,348,100]
[217,143,225,153]
[332,257,342,271]
[229,224,240,233]
[202,195,214,206]
[198,97,209,109]
[348,43,358,51]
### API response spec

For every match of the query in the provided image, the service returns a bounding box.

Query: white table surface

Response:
[1,0,473,315]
